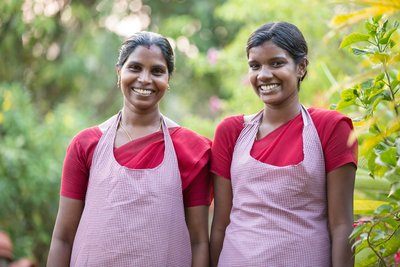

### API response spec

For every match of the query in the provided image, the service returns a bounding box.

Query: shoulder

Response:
[216,114,245,132]
[308,108,353,136]
[68,126,102,155]
[214,114,245,142]
[72,126,102,143]
[212,114,245,150]
[308,107,352,124]
[171,127,211,147]
[307,107,355,149]
[170,127,211,167]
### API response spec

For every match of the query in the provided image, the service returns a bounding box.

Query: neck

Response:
[262,101,301,125]
[121,106,162,127]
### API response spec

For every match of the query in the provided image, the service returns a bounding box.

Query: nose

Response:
[258,66,273,80]
[138,71,151,84]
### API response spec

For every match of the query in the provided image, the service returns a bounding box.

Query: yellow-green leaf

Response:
[340,33,370,48]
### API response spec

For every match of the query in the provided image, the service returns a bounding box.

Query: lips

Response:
[131,87,155,96]
[259,83,280,94]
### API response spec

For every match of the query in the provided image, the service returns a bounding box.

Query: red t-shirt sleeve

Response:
[60,126,212,208]
[171,128,212,207]
[310,108,358,173]
[61,127,100,200]
[210,115,244,179]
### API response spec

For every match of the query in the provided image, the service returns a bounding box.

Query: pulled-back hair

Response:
[246,22,308,80]
[116,31,175,76]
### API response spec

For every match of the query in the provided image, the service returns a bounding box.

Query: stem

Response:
[382,64,399,116]
[366,223,388,267]
[375,225,400,247]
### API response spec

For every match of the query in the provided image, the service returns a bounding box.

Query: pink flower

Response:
[207,48,219,65]
[352,216,372,228]
[394,250,400,263]
[209,96,221,114]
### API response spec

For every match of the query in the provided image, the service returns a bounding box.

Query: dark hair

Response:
[246,21,308,80]
[116,31,175,76]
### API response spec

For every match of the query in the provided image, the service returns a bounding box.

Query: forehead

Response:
[248,41,291,60]
[125,45,167,65]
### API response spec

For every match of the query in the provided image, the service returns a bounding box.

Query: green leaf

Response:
[390,79,399,90]
[365,21,377,35]
[379,28,397,45]
[382,229,400,257]
[389,182,400,198]
[351,222,369,239]
[374,73,385,82]
[372,15,383,24]
[340,33,370,48]
[374,204,393,215]
[352,48,370,56]
[384,168,400,183]
[341,88,358,101]
[389,39,396,48]
[379,147,397,167]
[355,247,378,266]
[369,95,384,113]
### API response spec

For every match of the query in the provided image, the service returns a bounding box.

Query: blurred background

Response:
[0,0,399,266]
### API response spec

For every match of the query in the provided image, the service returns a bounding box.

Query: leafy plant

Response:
[0,83,91,264]
[335,16,400,266]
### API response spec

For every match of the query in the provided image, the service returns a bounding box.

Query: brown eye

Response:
[127,64,141,72]
[152,67,166,76]
[271,61,284,68]
[249,63,260,70]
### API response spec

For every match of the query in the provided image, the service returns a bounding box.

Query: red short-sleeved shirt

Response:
[211,108,358,179]
[61,126,212,207]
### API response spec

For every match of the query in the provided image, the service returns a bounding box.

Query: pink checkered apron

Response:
[218,106,330,267]
[70,113,192,267]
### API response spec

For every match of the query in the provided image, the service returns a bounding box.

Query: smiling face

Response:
[118,45,169,113]
[248,41,306,108]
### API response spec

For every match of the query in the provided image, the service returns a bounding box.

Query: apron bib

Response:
[70,113,191,267]
[218,106,330,267]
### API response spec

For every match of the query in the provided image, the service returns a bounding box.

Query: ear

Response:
[297,58,308,79]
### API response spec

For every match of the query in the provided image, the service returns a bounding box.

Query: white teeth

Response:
[260,84,279,92]
[132,88,153,96]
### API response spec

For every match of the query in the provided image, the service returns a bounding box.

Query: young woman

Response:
[210,22,357,267]
[47,31,211,267]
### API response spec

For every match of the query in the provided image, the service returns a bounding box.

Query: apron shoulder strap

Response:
[243,110,263,124]
[98,114,118,133]
[162,115,180,128]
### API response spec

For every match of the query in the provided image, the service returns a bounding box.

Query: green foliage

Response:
[335,16,400,266]
[0,83,91,263]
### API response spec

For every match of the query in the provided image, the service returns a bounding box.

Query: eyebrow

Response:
[248,55,288,62]
[125,61,167,69]
[125,60,141,66]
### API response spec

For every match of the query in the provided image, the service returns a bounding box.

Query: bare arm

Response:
[185,205,210,267]
[210,175,232,267]
[327,163,356,267]
[47,197,84,267]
